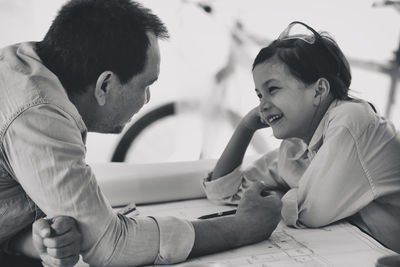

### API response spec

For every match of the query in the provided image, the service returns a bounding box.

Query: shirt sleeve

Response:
[281,125,375,228]
[2,104,194,266]
[202,148,288,205]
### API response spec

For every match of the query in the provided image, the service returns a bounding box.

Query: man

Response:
[0,0,282,266]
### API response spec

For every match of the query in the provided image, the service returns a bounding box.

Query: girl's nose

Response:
[259,97,271,111]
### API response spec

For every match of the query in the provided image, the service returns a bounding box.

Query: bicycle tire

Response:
[111,101,269,162]
[111,102,175,162]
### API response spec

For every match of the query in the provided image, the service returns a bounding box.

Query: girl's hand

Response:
[241,106,269,131]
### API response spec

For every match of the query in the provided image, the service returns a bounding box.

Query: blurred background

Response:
[1,0,399,164]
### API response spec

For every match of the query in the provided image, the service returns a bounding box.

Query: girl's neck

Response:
[303,97,335,145]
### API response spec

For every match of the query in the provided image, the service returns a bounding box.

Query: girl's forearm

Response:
[211,123,255,180]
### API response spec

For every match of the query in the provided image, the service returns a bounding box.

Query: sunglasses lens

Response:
[278,22,317,44]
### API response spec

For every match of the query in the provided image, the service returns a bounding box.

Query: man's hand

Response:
[189,181,282,257]
[241,106,270,131]
[32,216,81,267]
[234,181,282,246]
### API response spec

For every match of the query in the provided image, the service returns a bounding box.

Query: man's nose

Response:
[145,87,150,104]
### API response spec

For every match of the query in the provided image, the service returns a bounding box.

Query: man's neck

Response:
[68,90,97,132]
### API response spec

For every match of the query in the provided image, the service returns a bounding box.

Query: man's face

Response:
[104,33,160,133]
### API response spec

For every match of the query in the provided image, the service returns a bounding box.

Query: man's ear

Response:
[94,71,113,106]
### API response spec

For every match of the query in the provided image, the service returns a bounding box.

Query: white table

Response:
[75,160,396,266]
[137,198,395,267]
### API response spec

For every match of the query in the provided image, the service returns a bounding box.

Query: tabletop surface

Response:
[77,160,397,266]
[77,198,396,267]
[138,199,395,267]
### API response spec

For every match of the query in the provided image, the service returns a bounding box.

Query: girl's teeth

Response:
[268,114,282,123]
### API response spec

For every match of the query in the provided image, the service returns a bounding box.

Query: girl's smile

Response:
[266,113,284,125]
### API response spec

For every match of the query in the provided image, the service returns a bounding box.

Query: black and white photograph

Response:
[0,0,399,266]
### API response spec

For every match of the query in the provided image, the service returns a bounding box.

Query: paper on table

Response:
[91,159,217,206]
[91,156,261,206]
[136,199,397,267]
[75,199,396,267]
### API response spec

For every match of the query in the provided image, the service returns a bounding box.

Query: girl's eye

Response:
[269,87,279,94]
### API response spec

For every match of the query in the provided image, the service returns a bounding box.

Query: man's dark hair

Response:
[36,0,169,96]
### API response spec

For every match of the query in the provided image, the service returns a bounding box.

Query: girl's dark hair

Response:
[253,26,352,101]
[36,0,169,96]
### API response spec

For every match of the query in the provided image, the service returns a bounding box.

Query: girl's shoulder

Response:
[326,100,380,133]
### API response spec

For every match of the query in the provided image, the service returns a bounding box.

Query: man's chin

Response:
[110,125,125,134]
[88,124,125,134]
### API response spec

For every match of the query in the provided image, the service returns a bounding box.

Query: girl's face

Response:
[252,57,317,142]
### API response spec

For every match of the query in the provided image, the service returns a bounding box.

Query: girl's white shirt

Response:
[203,99,400,252]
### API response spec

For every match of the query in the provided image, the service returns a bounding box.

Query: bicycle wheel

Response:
[111,102,175,162]
[111,101,271,163]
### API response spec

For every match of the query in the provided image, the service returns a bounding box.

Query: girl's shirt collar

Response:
[287,99,341,161]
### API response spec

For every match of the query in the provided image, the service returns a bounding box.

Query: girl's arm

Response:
[211,107,269,180]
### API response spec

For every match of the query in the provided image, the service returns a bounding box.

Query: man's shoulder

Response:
[0,42,55,111]
[0,42,85,139]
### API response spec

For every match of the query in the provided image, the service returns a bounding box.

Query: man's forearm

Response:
[189,215,240,257]
[189,212,277,258]
[189,184,282,258]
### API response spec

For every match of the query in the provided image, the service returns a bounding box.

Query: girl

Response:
[203,21,400,253]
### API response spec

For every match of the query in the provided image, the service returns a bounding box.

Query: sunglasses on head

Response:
[277,21,343,76]
[277,21,322,44]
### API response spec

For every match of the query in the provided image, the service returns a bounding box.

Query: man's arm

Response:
[4,105,279,266]
[3,105,187,266]
[7,216,81,267]
[190,181,282,257]
[33,216,81,267]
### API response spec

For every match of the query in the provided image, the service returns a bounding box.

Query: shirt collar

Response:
[288,99,340,160]
[308,99,340,153]
[26,42,88,143]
